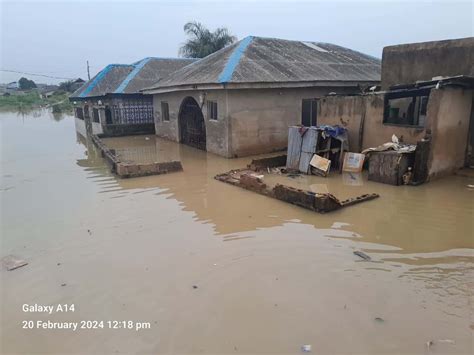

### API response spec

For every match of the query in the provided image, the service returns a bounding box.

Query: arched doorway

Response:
[178,97,206,150]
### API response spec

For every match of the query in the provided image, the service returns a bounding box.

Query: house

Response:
[38,84,59,98]
[142,36,381,157]
[70,57,195,137]
[70,78,86,93]
[6,81,19,90]
[317,37,474,181]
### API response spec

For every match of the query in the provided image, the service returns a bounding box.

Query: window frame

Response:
[161,101,170,122]
[92,108,100,123]
[75,107,84,120]
[207,100,218,120]
[83,105,90,119]
[301,98,318,126]
[383,88,431,128]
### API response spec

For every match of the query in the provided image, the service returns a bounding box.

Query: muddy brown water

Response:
[1,111,473,354]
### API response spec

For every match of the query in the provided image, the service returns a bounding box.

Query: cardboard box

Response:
[342,152,365,173]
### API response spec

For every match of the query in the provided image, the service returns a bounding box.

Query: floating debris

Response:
[374,317,384,323]
[2,255,28,271]
[301,344,312,352]
[192,285,198,289]
[215,169,379,213]
[353,251,372,261]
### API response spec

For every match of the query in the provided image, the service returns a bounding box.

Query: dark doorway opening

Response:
[178,97,206,150]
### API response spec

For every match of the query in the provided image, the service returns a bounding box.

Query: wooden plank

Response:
[286,127,303,170]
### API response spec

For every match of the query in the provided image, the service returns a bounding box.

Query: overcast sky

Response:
[1,0,472,84]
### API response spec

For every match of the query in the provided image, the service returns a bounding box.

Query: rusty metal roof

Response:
[144,36,381,92]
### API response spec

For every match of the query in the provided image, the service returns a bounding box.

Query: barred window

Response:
[92,108,100,123]
[75,107,84,120]
[207,101,218,120]
[161,102,169,121]
[84,105,90,119]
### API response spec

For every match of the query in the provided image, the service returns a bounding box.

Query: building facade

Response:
[143,36,381,157]
[71,57,195,137]
[317,37,474,180]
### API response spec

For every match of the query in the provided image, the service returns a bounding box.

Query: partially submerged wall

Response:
[427,87,473,178]
[227,86,358,157]
[381,37,474,89]
[318,87,473,179]
[152,86,363,158]
[152,90,230,157]
[318,94,427,151]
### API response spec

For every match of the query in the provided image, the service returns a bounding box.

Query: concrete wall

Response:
[73,97,154,137]
[318,87,474,179]
[227,87,350,157]
[427,87,473,178]
[153,86,366,158]
[74,117,87,137]
[318,94,428,152]
[152,90,230,157]
[381,37,474,89]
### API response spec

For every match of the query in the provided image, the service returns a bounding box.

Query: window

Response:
[75,107,84,120]
[207,101,218,120]
[383,89,430,126]
[302,99,318,126]
[161,101,169,121]
[84,105,90,119]
[105,106,112,124]
[92,108,100,123]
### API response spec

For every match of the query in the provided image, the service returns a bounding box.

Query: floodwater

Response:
[1,110,473,354]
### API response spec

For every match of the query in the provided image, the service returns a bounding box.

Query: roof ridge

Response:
[114,58,153,94]
[218,36,254,84]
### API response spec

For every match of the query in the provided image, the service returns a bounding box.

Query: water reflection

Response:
[75,132,474,258]
[2,111,473,354]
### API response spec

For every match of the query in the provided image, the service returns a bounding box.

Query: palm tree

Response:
[179,22,237,58]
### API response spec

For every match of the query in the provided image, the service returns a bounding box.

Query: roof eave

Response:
[142,79,381,94]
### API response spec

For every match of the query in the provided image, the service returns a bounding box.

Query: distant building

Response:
[6,82,19,90]
[70,57,195,137]
[143,36,381,157]
[317,37,474,181]
[70,78,86,93]
[38,84,59,98]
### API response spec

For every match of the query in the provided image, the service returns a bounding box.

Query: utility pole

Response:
[86,60,90,80]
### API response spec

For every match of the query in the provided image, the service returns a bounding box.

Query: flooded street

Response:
[1,111,473,354]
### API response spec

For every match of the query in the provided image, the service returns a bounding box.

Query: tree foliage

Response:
[179,22,237,58]
[18,77,37,90]
[58,80,75,92]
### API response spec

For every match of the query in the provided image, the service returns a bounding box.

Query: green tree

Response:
[18,77,37,90]
[179,22,237,58]
[58,80,74,92]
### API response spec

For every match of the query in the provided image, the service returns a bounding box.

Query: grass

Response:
[0,90,73,112]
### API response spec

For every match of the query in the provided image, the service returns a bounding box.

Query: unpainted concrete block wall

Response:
[152,90,230,157]
[427,87,473,178]
[227,87,359,157]
[318,93,428,152]
[381,38,474,89]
